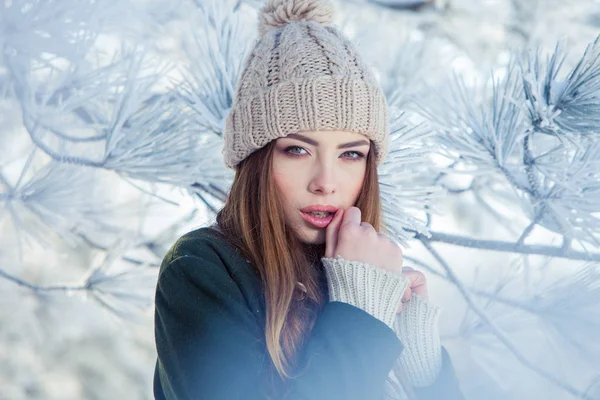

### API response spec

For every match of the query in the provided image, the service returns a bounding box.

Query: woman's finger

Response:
[402,269,429,300]
[342,206,361,227]
[324,208,344,258]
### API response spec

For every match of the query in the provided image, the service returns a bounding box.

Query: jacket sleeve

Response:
[154,254,404,400]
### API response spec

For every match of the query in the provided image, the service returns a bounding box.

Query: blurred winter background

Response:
[1,0,600,399]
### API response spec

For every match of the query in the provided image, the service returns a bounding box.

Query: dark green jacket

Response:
[153,226,464,400]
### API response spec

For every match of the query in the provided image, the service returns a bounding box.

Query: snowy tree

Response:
[1,0,599,399]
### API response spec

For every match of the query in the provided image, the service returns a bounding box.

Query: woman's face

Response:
[272,130,370,245]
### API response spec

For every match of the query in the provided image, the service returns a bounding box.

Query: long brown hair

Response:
[215,137,385,388]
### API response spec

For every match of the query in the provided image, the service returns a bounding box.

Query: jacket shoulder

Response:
[160,227,235,272]
[159,226,260,288]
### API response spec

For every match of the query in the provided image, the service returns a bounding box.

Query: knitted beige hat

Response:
[222,0,389,170]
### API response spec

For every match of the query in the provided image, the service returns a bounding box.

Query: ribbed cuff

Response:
[393,293,443,387]
[224,76,389,169]
[321,255,409,329]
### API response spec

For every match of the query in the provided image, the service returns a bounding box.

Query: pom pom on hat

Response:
[223,0,390,170]
[258,0,334,36]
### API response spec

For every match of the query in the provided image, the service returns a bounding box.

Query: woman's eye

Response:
[344,151,365,161]
[285,146,307,155]
[283,146,365,162]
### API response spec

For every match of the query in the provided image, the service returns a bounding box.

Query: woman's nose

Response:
[308,165,337,194]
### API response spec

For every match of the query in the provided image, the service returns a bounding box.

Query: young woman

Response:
[153,1,465,399]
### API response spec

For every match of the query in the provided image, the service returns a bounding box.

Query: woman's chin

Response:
[296,227,326,245]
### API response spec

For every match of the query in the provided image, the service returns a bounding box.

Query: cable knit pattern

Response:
[222,0,390,170]
[392,293,443,387]
[321,255,408,329]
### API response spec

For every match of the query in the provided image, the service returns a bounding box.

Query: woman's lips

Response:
[300,211,334,228]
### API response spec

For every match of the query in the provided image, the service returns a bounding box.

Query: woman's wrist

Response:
[321,255,409,329]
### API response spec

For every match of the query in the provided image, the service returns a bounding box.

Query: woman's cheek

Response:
[272,168,295,196]
[341,170,364,198]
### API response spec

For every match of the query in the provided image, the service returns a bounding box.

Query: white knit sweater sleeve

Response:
[321,255,444,391]
[321,255,409,329]
[392,293,443,387]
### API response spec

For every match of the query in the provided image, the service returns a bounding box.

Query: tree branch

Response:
[0,268,87,292]
[516,219,538,246]
[413,231,600,262]
[417,236,595,400]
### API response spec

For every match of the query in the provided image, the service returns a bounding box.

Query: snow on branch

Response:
[2,160,120,248]
[9,45,226,189]
[379,114,443,245]
[521,137,600,246]
[82,251,156,321]
[419,36,600,246]
[0,249,155,323]
[530,263,600,364]
[177,0,252,136]
[522,35,600,136]
[419,64,528,175]
[0,0,120,62]
[419,236,597,400]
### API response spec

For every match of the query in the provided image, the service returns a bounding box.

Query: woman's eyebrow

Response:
[286,133,370,149]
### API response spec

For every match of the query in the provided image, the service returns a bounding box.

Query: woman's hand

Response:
[324,206,428,313]
[324,206,403,273]
[398,266,429,312]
